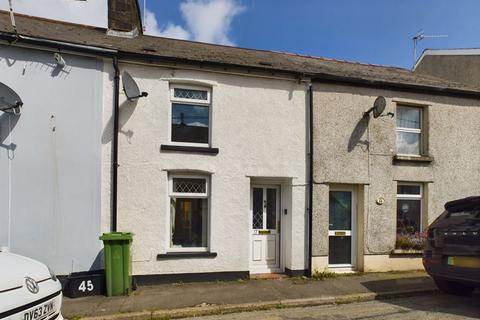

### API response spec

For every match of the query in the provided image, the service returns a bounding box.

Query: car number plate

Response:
[23,300,55,320]
[447,256,480,268]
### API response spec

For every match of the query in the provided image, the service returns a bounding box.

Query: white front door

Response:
[328,188,357,270]
[250,186,281,273]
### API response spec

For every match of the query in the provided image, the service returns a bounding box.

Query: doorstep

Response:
[249,273,290,280]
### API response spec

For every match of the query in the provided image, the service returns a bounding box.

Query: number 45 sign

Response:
[67,273,104,298]
[78,280,94,292]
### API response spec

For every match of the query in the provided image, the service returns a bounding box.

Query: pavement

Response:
[62,271,437,320]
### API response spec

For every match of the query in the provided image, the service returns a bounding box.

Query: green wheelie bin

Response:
[99,232,133,296]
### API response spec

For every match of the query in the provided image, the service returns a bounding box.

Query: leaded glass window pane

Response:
[266,188,277,229]
[173,178,206,194]
[174,88,208,101]
[252,188,263,229]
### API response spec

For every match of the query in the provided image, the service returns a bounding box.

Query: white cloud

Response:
[144,9,190,40]
[144,0,245,45]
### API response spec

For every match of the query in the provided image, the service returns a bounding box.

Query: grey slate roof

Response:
[1,11,479,96]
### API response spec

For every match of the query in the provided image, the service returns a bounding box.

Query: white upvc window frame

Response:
[396,182,423,231]
[395,105,423,157]
[168,174,210,252]
[169,84,212,148]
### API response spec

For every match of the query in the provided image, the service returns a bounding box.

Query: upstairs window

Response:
[396,106,422,156]
[170,85,211,146]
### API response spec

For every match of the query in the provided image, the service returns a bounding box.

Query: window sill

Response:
[160,144,219,155]
[157,252,217,259]
[390,249,423,256]
[393,155,434,163]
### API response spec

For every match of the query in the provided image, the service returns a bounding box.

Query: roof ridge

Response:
[137,29,412,72]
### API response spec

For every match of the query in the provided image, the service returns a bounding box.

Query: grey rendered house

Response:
[1,1,480,285]
[310,77,480,273]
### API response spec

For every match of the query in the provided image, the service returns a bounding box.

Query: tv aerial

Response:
[122,71,148,100]
[0,82,23,115]
[364,96,393,119]
[412,30,448,68]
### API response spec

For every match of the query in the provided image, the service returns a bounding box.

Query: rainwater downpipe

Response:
[112,56,120,232]
[307,82,314,277]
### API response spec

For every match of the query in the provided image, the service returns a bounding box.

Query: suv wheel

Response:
[434,277,475,296]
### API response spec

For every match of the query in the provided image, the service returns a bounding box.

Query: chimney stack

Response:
[108,0,143,38]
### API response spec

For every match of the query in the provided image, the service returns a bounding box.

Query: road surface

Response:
[183,292,480,319]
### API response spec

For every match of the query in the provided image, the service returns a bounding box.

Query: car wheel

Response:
[434,277,475,296]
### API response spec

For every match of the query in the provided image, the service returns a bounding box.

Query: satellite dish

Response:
[122,71,148,100]
[0,82,23,115]
[364,96,388,119]
[372,96,386,118]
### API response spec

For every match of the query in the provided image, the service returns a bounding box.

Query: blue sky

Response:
[143,0,480,69]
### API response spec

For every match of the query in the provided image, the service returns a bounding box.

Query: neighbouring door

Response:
[328,189,356,269]
[250,186,281,273]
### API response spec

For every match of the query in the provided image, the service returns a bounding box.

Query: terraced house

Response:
[0,0,479,288]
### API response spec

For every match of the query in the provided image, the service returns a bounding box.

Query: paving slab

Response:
[62,271,435,319]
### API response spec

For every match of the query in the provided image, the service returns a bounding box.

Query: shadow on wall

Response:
[0,113,20,152]
[347,115,370,153]
[102,99,138,144]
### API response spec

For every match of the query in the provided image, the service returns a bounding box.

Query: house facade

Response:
[311,82,480,272]
[109,62,309,281]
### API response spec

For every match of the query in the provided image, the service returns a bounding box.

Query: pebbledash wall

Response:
[311,82,480,272]
[101,61,309,278]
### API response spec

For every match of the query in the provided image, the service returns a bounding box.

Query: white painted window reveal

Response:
[169,175,209,251]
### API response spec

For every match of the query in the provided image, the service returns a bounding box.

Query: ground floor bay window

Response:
[169,175,209,250]
[396,183,425,250]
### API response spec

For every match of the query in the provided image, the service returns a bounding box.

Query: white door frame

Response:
[328,186,357,271]
[249,184,283,274]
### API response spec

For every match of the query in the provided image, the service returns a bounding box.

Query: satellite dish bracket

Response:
[127,91,148,101]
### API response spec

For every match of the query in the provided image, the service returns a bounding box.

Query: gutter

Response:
[0,31,120,232]
[307,82,314,277]
[0,32,117,57]
[117,51,480,99]
[112,57,120,232]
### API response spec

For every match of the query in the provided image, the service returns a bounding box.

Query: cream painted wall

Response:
[311,82,480,270]
[103,63,309,275]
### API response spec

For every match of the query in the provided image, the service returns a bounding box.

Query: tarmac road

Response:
[184,292,480,320]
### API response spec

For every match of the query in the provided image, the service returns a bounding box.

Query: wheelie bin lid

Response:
[99,232,133,241]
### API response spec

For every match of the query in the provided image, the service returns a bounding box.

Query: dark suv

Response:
[423,196,480,295]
